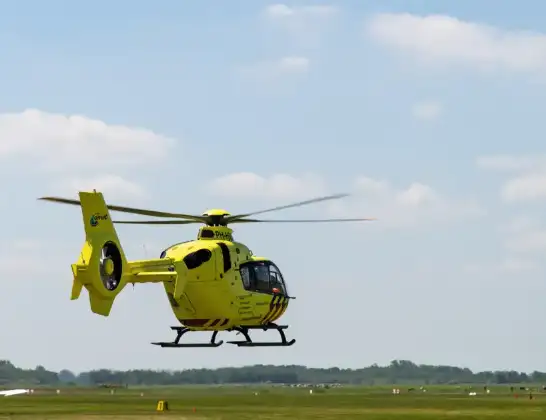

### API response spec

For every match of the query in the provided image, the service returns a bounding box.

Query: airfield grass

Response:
[1,385,545,419]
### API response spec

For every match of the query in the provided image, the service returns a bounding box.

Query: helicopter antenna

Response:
[142,243,148,259]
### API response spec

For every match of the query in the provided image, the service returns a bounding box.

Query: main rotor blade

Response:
[230,217,376,223]
[227,193,350,222]
[39,196,207,223]
[113,220,199,225]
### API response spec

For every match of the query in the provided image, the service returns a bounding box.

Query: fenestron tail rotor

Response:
[39,193,376,226]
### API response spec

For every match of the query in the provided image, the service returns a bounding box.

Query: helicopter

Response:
[39,190,375,348]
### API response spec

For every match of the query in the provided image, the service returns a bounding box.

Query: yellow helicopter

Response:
[39,191,374,348]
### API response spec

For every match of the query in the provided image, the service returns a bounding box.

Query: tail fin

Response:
[71,191,131,316]
[71,191,183,317]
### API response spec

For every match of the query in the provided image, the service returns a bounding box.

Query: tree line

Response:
[1,359,545,386]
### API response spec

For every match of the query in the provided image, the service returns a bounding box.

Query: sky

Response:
[2,0,546,374]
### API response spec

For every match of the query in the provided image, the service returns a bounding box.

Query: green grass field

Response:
[0,385,545,419]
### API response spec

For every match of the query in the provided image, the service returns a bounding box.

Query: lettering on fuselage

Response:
[214,231,233,241]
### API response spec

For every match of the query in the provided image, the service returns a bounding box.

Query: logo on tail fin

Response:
[90,213,108,227]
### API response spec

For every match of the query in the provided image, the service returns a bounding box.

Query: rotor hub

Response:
[201,209,231,226]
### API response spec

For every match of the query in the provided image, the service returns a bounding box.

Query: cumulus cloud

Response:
[463,216,544,274]
[51,174,147,202]
[263,4,338,42]
[265,4,337,19]
[501,215,546,253]
[464,214,544,273]
[337,176,484,228]
[496,215,546,273]
[411,100,443,120]
[207,172,326,200]
[207,172,484,228]
[0,109,177,199]
[367,13,546,75]
[0,109,176,172]
[477,154,546,202]
[501,174,546,202]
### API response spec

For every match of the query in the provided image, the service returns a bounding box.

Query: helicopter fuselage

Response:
[160,226,291,331]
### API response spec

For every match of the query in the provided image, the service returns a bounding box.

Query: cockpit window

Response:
[239,261,288,295]
[268,263,288,295]
[241,266,251,289]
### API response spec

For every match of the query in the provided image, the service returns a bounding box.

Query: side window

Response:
[183,249,212,270]
[240,266,251,289]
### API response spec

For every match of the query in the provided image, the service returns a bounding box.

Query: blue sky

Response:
[2,0,546,373]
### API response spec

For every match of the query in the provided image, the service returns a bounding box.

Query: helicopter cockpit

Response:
[239,261,288,297]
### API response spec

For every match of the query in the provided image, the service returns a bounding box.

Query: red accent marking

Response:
[179,319,209,327]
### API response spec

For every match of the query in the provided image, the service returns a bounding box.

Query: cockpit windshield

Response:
[239,261,288,296]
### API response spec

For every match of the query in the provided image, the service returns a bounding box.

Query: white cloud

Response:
[0,109,176,172]
[265,4,337,20]
[207,172,326,200]
[477,155,546,203]
[501,216,546,262]
[238,56,310,80]
[411,101,443,120]
[339,176,484,228]
[207,172,484,228]
[264,4,337,40]
[51,174,147,202]
[501,173,546,202]
[466,216,545,273]
[366,13,546,75]
[277,56,310,73]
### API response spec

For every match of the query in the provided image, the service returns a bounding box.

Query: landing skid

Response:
[151,327,223,348]
[226,324,296,347]
[151,323,295,348]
